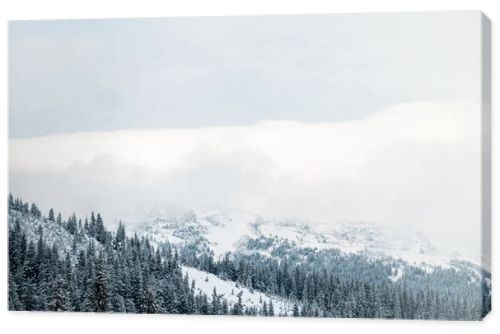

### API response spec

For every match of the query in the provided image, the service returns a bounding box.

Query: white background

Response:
[0,0,497,333]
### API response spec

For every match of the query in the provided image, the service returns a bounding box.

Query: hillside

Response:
[8,195,491,319]
[124,206,483,269]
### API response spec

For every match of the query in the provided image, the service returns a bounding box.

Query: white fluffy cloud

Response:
[9,101,481,244]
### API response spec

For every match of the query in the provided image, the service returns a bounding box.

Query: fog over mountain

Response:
[10,100,481,249]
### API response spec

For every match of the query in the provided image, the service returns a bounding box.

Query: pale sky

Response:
[10,12,481,138]
[9,13,485,249]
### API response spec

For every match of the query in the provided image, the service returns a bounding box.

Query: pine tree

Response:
[95,213,106,243]
[67,213,78,235]
[89,212,96,238]
[30,203,41,218]
[89,255,109,312]
[115,222,126,249]
[293,303,300,317]
[211,287,221,315]
[231,291,244,315]
[48,208,55,222]
[21,202,29,215]
[8,193,15,210]
[262,300,268,316]
[268,300,275,316]
[8,272,21,310]
[48,274,72,311]
[142,282,160,313]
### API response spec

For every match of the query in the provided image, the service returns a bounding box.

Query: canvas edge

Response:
[480,11,492,320]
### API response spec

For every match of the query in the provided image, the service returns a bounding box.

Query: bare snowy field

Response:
[182,266,294,316]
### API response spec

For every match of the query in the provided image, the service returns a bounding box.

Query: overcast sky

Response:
[10,12,481,138]
[9,13,484,249]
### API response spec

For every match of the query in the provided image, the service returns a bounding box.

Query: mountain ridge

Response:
[121,205,483,270]
[8,195,491,319]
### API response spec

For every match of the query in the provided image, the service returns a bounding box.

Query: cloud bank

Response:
[9,101,481,245]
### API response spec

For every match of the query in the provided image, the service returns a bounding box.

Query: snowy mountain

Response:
[9,196,490,319]
[8,202,295,316]
[122,206,483,270]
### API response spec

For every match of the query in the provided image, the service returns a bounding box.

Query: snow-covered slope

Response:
[182,266,294,316]
[123,206,482,269]
[9,210,102,261]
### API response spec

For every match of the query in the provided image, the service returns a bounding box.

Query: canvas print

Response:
[8,12,491,319]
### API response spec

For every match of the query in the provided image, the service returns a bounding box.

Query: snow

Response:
[389,266,404,282]
[196,208,258,256]
[125,205,483,270]
[8,210,102,264]
[182,266,294,316]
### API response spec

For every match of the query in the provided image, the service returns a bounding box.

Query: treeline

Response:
[8,195,491,319]
[8,195,272,315]
[180,236,490,320]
